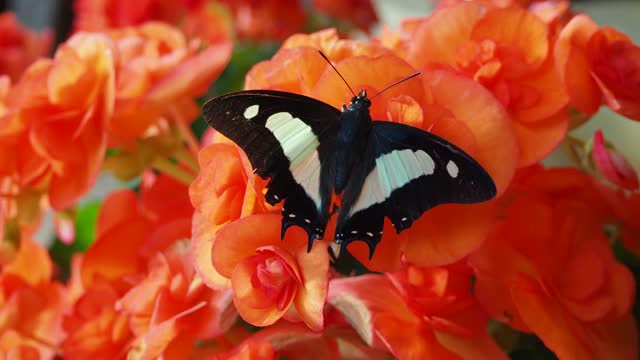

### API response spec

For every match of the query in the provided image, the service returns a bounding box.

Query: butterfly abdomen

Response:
[334,102,372,193]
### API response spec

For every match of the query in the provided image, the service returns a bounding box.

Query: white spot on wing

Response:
[243,104,259,119]
[446,160,459,178]
[348,149,437,216]
[265,112,322,210]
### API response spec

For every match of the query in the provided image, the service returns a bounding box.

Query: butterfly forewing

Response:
[202,90,341,247]
[336,121,496,256]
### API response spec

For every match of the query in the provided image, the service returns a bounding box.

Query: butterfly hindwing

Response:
[336,121,497,257]
[202,90,341,247]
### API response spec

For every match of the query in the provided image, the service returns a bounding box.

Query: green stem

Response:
[152,157,196,185]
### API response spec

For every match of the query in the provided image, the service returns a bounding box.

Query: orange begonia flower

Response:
[82,172,193,287]
[555,14,640,121]
[328,264,508,360]
[118,252,237,359]
[107,22,231,147]
[0,33,116,211]
[244,30,517,270]
[210,214,329,331]
[62,275,134,359]
[190,142,275,289]
[403,3,569,166]
[0,239,65,359]
[0,12,52,81]
[469,169,638,359]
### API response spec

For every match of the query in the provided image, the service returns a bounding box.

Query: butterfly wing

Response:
[336,121,496,258]
[202,90,341,249]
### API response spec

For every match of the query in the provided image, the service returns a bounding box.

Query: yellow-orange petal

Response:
[471,7,549,72]
[512,109,568,166]
[245,47,328,94]
[406,3,483,68]
[2,239,52,286]
[292,237,329,331]
[403,201,497,267]
[513,57,569,123]
[145,42,232,102]
[554,14,601,115]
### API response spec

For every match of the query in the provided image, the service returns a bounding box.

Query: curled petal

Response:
[591,129,639,190]
[554,14,601,115]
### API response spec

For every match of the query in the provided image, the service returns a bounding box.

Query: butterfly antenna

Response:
[318,50,356,97]
[370,72,421,100]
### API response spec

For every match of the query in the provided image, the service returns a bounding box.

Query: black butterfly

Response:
[202,61,496,259]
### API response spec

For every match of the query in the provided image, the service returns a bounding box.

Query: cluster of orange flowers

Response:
[1,0,639,359]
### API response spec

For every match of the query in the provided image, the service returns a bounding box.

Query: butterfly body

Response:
[334,91,372,193]
[203,88,496,259]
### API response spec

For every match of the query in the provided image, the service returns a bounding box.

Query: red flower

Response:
[469,167,638,359]
[328,264,507,359]
[313,0,378,32]
[555,14,640,121]
[0,12,52,81]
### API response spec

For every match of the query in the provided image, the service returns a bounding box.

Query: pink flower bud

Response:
[591,129,638,190]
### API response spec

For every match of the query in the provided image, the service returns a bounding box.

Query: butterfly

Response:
[202,54,496,259]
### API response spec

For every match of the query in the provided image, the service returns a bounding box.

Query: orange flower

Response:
[190,142,274,289]
[0,12,52,81]
[0,239,65,358]
[555,14,640,121]
[106,22,231,148]
[328,264,508,360]
[210,214,329,331]
[402,3,569,166]
[117,252,237,359]
[82,172,192,286]
[62,275,134,359]
[469,169,637,359]
[0,32,115,213]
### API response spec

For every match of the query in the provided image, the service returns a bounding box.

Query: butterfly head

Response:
[349,90,371,110]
